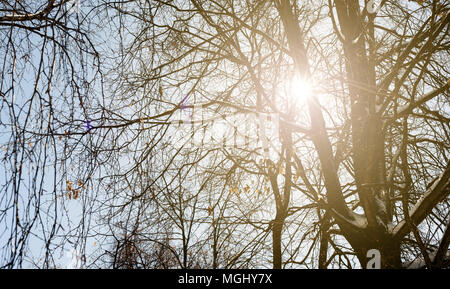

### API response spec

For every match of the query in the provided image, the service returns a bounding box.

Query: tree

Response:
[0,0,103,268]
[1,0,449,269]
[102,0,449,269]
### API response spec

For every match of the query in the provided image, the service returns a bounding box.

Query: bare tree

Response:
[99,0,449,269]
[0,0,104,268]
[1,0,448,269]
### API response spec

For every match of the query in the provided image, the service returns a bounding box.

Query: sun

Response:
[288,73,313,99]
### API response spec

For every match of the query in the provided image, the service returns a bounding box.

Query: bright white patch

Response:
[366,249,381,269]
[288,74,313,99]
[66,248,81,269]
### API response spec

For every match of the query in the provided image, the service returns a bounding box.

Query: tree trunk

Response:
[272,218,284,269]
[350,230,402,269]
[318,213,330,269]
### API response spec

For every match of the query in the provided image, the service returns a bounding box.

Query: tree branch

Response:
[432,218,450,268]
[393,162,450,241]
[384,80,449,127]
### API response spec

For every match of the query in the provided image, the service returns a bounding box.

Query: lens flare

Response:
[289,74,313,99]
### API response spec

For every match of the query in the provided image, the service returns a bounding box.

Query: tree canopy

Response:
[0,0,449,269]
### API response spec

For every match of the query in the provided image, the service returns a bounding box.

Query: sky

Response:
[0,0,446,269]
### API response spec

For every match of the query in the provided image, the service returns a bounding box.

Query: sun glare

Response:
[289,74,313,99]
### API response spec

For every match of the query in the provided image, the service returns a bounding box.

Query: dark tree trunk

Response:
[318,213,330,269]
[272,218,284,269]
[348,230,403,269]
